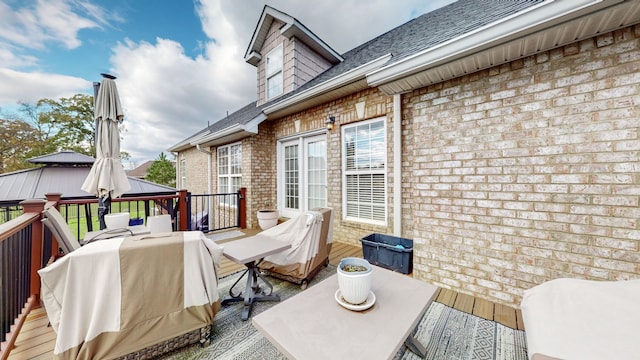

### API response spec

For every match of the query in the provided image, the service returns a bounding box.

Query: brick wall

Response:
[244,125,277,229]
[179,147,211,194]
[405,25,640,306]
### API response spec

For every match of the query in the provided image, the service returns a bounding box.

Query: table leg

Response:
[221,261,282,320]
[405,334,427,358]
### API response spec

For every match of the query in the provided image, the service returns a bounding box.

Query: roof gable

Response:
[245,5,343,66]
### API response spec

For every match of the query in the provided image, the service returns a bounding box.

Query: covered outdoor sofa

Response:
[520,277,640,360]
[39,231,224,359]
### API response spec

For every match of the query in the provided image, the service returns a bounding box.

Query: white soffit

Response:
[368,0,640,95]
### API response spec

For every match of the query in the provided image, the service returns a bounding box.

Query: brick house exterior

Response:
[170,0,640,306]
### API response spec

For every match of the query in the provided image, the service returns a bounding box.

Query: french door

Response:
[278,134,327,218]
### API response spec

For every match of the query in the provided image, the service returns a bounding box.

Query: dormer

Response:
[245,6,343,106]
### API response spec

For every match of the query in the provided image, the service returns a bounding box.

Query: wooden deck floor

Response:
[6,229,523,359]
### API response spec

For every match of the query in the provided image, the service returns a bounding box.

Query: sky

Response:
[0,0,456,169]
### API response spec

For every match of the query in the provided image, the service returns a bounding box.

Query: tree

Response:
[146,152,176,187]
[1,93,133,174]
[19,94,96,156]
[0,119,42,173]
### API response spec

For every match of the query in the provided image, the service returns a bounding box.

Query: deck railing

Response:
[0,200,45,359]
[0,188,246,358]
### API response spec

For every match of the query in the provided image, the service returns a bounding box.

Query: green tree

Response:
[0,118,43,173]
[19,94,96,156]
[1,93,133,173]
[146,152,176,187]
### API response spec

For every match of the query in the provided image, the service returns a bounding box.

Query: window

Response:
[342,118,386,224]
[218,142,242,206]
[180,157,186,188]
[278,134,327,218]
[266,44,283,99]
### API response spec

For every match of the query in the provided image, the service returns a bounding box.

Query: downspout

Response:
[170,151,179,191]
[196,144,213,229]
[393,94,402,237]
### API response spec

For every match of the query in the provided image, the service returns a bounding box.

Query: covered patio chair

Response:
[258,208,333,289]
[42,207,83,255]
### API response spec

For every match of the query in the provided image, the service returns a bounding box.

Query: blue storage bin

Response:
[360,233,413,274]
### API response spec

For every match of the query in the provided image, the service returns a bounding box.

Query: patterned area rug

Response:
[163,266,527,360]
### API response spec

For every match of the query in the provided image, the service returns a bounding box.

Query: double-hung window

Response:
[218,142,242,206]
[342,118,387,224]
[266,44,283,100]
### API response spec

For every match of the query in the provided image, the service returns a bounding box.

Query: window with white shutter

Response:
[342,118,386,224]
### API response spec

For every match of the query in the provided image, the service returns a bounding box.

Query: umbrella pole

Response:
[98,196,111,230]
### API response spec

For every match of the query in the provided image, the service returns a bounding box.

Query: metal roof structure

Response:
[0,151,176,205]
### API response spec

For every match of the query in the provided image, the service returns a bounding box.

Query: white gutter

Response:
[263,53,393,115]
[367,0,621,87]
[193,113,266,146]
[393,94,402,237]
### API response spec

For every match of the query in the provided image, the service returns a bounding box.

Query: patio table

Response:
[252,265,438,359]
[221,235,291,320]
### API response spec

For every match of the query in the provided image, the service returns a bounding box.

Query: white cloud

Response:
[0,68,90,105]
[0,0,100,51]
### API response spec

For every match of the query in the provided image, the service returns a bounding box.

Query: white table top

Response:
[252,265,438,360]
[221,235,291,264]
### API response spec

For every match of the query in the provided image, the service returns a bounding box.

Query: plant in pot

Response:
[337,257,373,306]
[257,209,279,230]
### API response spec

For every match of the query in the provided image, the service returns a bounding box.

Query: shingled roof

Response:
[172,0,638,147]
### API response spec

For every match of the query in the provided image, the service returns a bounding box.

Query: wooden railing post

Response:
[178,190,188,231]
[239,187,247,229]
[19,199,46,304]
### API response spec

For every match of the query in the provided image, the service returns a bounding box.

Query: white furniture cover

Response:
[38,231,223,359]
[521,278,640,360]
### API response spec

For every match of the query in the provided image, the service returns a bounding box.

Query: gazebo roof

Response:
[0,151,176,205]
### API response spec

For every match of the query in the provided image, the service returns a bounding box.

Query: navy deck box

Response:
[360,233,413,274]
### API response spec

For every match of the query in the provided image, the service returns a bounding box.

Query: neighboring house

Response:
[170,0,640,306]
[126,160,155,179]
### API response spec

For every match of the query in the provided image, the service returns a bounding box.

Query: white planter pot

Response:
[337,257,373,304]
[257,209,278,230]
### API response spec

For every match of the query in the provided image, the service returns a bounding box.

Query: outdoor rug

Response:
[163,266,528,360]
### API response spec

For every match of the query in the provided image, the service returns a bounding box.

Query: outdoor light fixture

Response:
[325,116,336,131]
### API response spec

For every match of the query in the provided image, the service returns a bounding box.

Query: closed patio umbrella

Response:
[81,74,131,229]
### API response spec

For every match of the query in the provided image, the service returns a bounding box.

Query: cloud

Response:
[0,0,101,51]
[0,68,90,105]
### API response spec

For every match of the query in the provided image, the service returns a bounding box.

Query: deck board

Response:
[494,303,518,329]
[472,297,495,321]
[453,292,475,314]
[7,232,524,359]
